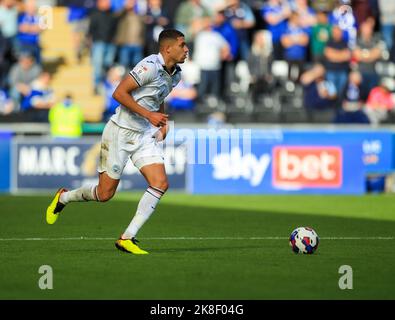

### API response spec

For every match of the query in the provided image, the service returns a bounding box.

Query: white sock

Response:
[59,185,99,204]
[122,186,165,239]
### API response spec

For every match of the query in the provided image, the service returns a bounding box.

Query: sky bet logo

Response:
[212,148,270,186]
[272,146,343,189]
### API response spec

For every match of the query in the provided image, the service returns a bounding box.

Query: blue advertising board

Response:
[0,131,12,192]
[186,129,368,194]
[13,138,186,191]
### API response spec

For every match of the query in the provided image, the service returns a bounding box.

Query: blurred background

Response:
[0,0,395,195]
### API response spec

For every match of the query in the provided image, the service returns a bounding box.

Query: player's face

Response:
[171,37,189,64]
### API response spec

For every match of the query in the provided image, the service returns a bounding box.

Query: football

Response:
[289,227,319,254]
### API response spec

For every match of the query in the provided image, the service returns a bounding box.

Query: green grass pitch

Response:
[0,193,394,299]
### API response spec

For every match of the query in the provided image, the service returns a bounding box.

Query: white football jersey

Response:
[111,53,182,131]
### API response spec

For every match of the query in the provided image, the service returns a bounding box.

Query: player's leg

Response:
[46,120,127,224]
[116,162,168,254]
[61,172,119,203]
[46,172,120,225]
[122,163,168,239]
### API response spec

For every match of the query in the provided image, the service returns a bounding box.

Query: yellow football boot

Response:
[46,188,67,225]
[115,237,149,255]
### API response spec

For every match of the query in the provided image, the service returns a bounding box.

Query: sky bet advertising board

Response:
[13,138,186,191]
[186,129,367,194]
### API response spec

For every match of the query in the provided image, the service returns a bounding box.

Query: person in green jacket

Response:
[48,94,84,138]
[311,11,332,62]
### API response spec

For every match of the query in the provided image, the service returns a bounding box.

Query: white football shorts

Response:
[98,120,164,179]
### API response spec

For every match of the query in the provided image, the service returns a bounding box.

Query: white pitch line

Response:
[0,236,393,241]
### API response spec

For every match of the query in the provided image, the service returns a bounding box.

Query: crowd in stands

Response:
[0,0,52,121]
[1,0,395,128]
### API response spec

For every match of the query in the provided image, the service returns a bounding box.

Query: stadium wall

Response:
[0,126,394,194]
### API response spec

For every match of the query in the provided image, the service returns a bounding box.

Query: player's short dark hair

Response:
[158,29,185,47]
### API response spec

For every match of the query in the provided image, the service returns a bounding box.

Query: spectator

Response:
[16,0,42,63]
[66,0,94,63]
[261,0,291,60]
[378,0,395,52]
[111,0,126,12]
[0,30,10,88]
[20,71,54,122]
[324,25,351,96]
[201,0,227,15]
[144,0,170,55]
[353,18,383,100]
[193,23,230,100]
[330,0,357,49]
[161,0,183,27]
[120,0,148,14]
[352,0,374,27]
[0,0,19,55]
[0,87,14,115]
[247,30,274,103]
[49,94,84,138]
[294,0,316,33]
[311,0,336,13]
[300,63,337,115]
[213,6,239,61]
[311,11,332,62]
[212,5,239,98]
[102,65,125,121]
[280,11,309,81]
[115,0,145,70]
[223,0,256,61]
[88,0,120,94]
[334,70,370,124]
[391,32,395,63]
[364,77,395,125]
[8,51,42,110]
[174,0,211,45]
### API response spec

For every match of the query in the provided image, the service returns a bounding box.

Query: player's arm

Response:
[112,75,168,127]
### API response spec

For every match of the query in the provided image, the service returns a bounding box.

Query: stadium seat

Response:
[278,83,308,123]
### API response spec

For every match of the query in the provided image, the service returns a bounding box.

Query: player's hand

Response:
[148,112,168,127]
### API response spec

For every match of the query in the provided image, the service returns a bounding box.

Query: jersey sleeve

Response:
[129,61,157,87]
